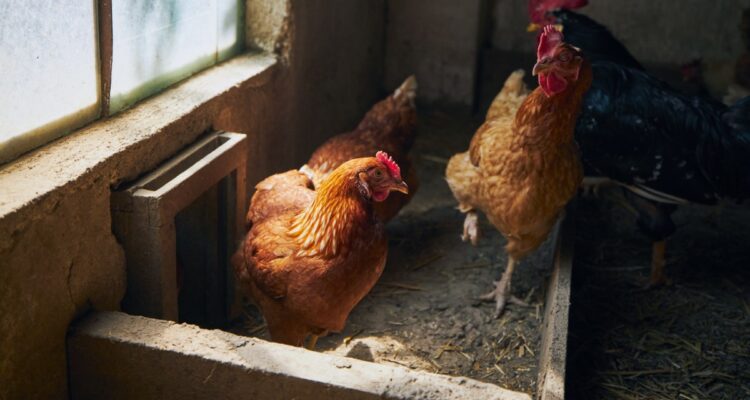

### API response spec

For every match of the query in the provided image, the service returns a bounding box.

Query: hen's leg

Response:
[480,257,527,317]
[619,190,677,288]
[648,240,670,287]
[306,335,320,350]
[305,330,328,351]
[461,210,480,246]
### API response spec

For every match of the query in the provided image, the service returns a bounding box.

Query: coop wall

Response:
[384,0,486,107]
[0,1,384,398]
[490,0,750,65]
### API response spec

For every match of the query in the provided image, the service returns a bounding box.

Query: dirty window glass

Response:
[0,0,242,164]
[0,1,100,164]
[110,0,243,113]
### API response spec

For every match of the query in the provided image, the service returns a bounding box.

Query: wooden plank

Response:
[536,201,576,400]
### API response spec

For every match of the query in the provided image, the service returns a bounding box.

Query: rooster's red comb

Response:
[376,151,401,180]
[537,25,564,60]
[528,0,589,23]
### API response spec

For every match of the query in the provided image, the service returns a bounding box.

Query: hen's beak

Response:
[532,61,551,76]
[528,22,563,32]
[390,180,409,195]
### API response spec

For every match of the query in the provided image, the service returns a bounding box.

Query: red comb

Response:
[537,25,564,60]
[528,0,589,23]
[376,151,401,180]
[567,0,589,8]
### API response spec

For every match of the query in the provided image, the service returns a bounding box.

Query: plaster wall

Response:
[490,0,750,65]
[384,0,485,107]
[0,1,385,398]
[240,0,385,187]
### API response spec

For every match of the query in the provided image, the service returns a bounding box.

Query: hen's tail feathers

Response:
[393,75,418,107]
[486,70,529,120]
[500,69,528,98]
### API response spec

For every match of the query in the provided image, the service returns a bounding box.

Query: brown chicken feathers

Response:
[234,154,408,347]
[446,26,589,316]
[301,76,418,222]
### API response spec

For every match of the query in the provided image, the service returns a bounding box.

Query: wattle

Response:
[538,72,567,97]
[372,190,390,202]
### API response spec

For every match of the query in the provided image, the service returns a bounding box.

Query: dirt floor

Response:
[567,193,750,400]
[233,110,558,395]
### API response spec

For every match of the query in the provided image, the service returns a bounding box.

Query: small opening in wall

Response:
[142,135,230,191]
[112,131,246,327]
[176,172,236,328]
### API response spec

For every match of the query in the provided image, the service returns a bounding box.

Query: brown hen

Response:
[301,76,418,222]
[446,26,588,317]
[234,152,408,347]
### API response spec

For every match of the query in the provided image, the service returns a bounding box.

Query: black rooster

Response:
[548,9,644,71]
[578,62,750,285]
[530,2,750,285]
[528,1,643,70]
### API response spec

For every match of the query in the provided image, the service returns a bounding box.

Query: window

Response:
[110,0,243,113]
[0,1,100,164]
[0,0,243,164]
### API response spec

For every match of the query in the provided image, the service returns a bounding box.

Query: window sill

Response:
[0,52,277,221]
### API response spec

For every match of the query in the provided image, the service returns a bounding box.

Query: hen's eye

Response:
[374,169,383,178]
[558,52,571,62]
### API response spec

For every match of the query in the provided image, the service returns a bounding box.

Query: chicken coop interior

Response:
[2,1,750,399]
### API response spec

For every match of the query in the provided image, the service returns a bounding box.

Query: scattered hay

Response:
[568,196,750,400]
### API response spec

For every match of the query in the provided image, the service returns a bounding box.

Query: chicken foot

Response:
[305,330,328,351]
[461,210,480,246]
[480,258,528,317]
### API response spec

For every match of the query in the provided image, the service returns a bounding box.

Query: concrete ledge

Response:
[68,312,531,400]
[0,52,276,220]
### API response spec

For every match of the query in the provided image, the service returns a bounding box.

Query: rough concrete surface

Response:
[68,311,531,400]
[490,0,750,65]
[0,181,126,400]
[245,0,290,54]
[385,0,483,107]
[0,53,274,400]
[0,1,387,397]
